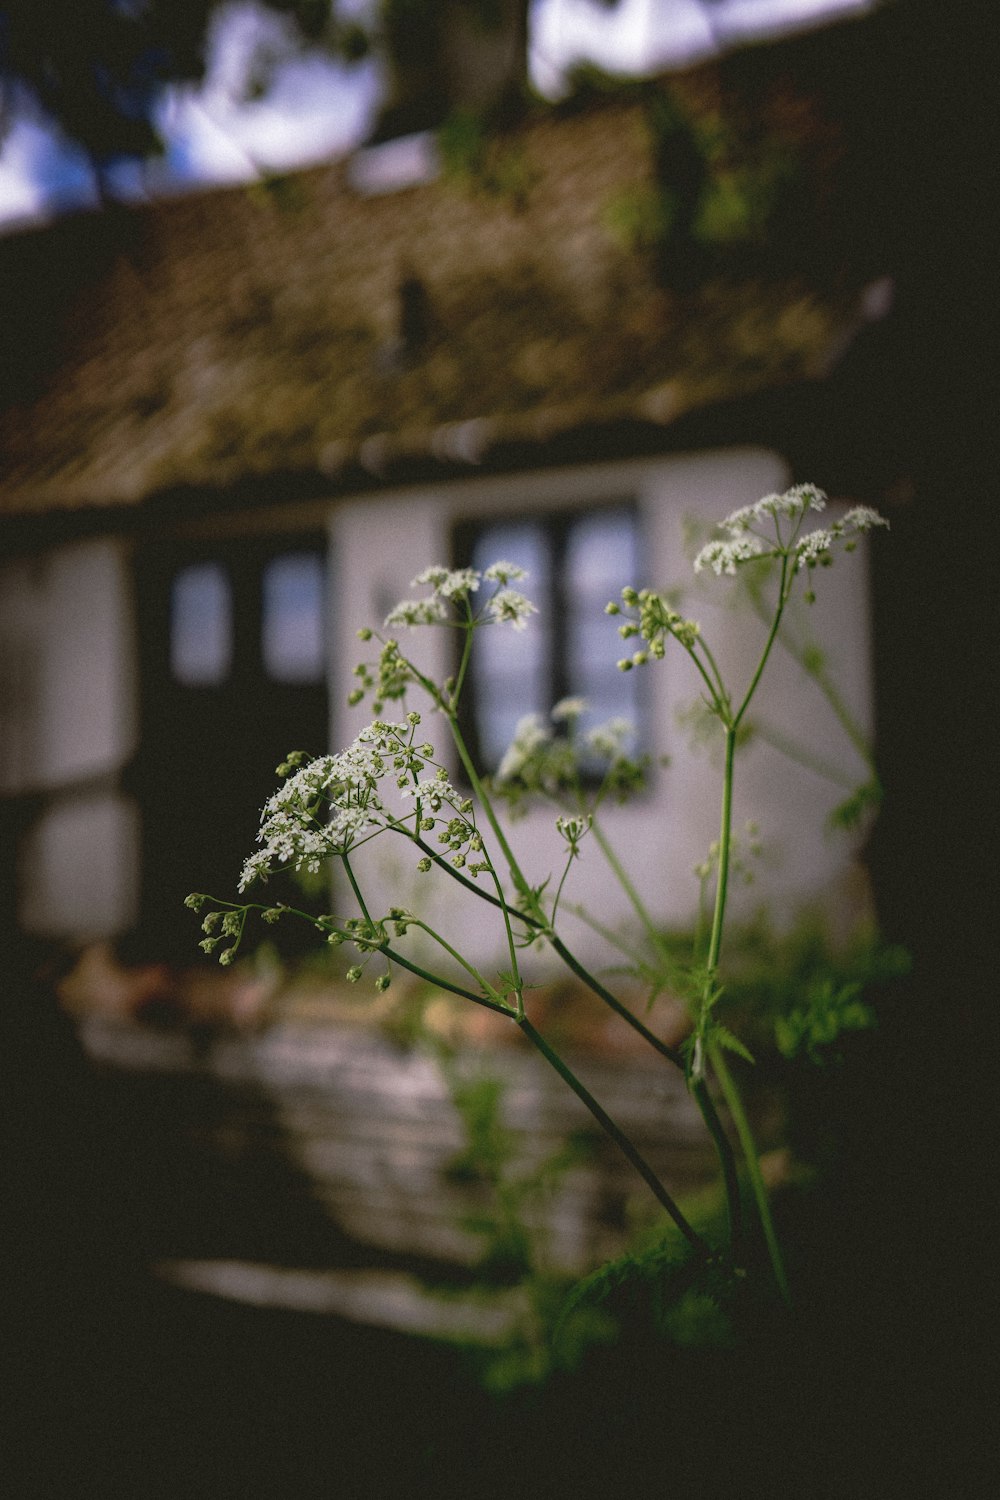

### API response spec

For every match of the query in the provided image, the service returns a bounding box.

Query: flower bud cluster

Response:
[555,814,592,857]
[610,587,701,667]
[331,915,386,953]
[350,638,416,713]
[184,901,247,965]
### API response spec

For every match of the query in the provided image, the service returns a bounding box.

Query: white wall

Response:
[0,456,877,958]
[328,448,877,978]
[0,538,140,939]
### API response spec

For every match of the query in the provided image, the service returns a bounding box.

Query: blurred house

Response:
[0,50,900,969]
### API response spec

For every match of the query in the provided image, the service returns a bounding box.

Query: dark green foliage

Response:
[603,80,814,288]
[827,775,883,830]
[714,911,910,1066]
[437,1044,591,1286]
[437,108,535,203]
[774,975,874,1064]
[558,1213,756,1358]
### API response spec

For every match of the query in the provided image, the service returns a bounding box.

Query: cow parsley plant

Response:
[188,485,887,1303]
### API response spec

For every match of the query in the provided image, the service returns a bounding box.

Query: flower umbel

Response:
[494,705,645,808]
[379,562,536,634]
[694,536,767,576]
[238,718,466,890]
[692,484,887,578]
[485,587,537,631]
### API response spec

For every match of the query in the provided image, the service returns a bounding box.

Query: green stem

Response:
[518,1017,707,1253]
[547,934,684,1069]
[404,916,499,995]
[808,660,875,769]
[397,828,689,1069]
[705,727,736,975]
[747,587,875,771]
[449,617,475,714]
[348,838,519,1010]
[449,716,534,908]
[682,635,729,714]
[592,818,743,1255]
[733,555,791,730]
[474,841,526,1008]
[380,943,513,1017]
[692,1075,744,1260]
[695,634,729,708]
[708,1043,790,1304]
[407,829,537,921]
[550,849,577,926]
[693,560,792,1290]
[565,900,657,967]
[748,719,857,789]
[591,818,665,956]
[342,853,376,927]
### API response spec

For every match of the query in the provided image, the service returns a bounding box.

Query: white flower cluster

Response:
[412,566,480,597]
[694,535,767,576]
[584,716,636,762]
[483,560,527,584]
[495,704,642,801]
[383,596,448,628]
[842,505,890,533]
[383,562,535,631]
[692,485,888,577]
[486,587,537,630]
[239,751,364,891]
[550,697,588,723]
[496,712,552,783]
[721,484,827,534]
[793,505,889,572]
[398,769,461,812]
[794,529,836,568]
[238,716,457,890]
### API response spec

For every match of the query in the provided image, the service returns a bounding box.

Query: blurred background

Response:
[0,2,990,1494]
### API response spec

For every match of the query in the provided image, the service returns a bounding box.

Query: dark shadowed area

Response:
[1,2,992,1494]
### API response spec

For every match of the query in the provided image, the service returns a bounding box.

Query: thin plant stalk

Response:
[708,1044,789,1304]
[402,826,688,1068]
[518,1017,707,1253]
[591,813,744,1257]
[701,639,791,1296]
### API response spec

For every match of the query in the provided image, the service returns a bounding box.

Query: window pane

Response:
[566,509,641,753]
[470,522,550,766]
[170,563,232,685]
[262,553,326,683]
[566,509,638,596]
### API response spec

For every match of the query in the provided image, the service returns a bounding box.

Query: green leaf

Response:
[712,1024,755,1065]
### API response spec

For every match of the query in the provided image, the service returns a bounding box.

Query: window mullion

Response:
[550,517,571,710]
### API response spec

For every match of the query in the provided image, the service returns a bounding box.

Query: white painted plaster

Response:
[19,790,140,940]
[1,537,139,937]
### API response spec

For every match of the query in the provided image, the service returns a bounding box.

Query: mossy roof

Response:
[0,50,874,531]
